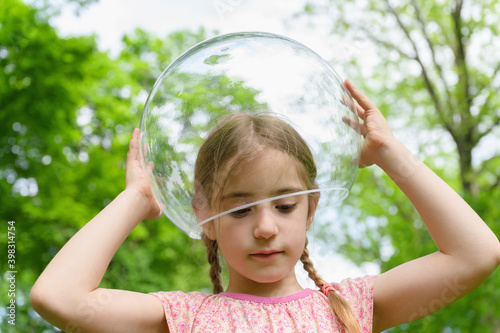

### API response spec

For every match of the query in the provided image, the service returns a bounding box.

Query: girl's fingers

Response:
[127,128,140,163]
[341,87,366,122]
[342,115,367,137]
[142,142,149,159]
[341,95,356,112]
[344,79,377,112]
[341,95,365,119]
[146,161,155,179]
[342,115,358,131]
[354,100,366,120]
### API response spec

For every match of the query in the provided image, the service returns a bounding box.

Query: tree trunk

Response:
[455,134,479,197]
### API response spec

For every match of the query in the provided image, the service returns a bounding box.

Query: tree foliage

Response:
[299,0,500,331]
[0,1,213,331]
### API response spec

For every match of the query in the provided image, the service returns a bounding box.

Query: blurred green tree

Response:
[298,0,500,331]
[0,0,214,331]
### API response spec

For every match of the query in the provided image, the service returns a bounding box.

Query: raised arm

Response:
[30,129,168,333]
[343,80,500,333]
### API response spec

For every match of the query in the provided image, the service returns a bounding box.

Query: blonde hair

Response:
[195,113,361,333]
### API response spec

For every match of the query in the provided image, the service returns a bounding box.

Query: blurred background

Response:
[1,0,499,331]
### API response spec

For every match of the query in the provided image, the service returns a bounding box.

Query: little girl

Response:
[31,80,500,333]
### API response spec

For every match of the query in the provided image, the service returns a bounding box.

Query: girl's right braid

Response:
[202,234,224,294]
[300,238,362,333]
[300,238,326,287]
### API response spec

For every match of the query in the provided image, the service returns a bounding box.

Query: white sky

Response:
[48,0,380,284]
[50,0,336,58]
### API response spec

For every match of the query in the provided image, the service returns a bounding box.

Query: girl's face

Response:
[204,149,317,293]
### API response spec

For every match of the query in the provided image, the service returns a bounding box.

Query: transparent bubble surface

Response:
[140,32,361,239]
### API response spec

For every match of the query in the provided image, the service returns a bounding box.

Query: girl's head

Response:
[193,113,318,218]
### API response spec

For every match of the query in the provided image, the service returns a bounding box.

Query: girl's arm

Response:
[343,80,500,333]
[30,129,169,333]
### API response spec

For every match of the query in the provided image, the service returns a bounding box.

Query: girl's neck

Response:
[224,270,303,298]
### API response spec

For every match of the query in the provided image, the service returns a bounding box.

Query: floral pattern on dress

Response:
[150,275,376,332]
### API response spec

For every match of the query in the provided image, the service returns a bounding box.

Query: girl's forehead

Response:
[220,149,305,199]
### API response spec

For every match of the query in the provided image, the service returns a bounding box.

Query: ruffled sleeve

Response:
[333,275,376,332]
[149,290,212,332]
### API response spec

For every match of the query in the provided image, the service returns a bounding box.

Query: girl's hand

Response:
[343,79,397,168]
[125,128,163,220]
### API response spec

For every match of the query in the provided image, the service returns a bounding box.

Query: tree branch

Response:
[410,0,454,112]
[384,0,454,135]
[472,59,500,103]
[354,24,414,60]
[471,81,500,143]
[452,0,472,115]
[475,115,500,144]
[474,61,500,121]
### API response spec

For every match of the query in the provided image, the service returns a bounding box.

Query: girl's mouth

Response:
[250,251,283,259]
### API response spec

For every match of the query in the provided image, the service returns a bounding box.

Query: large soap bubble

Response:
[140,32,361,239]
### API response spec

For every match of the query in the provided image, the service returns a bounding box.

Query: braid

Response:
[300,238,362,333]
[300,238,326,287]
[202,234,224,294]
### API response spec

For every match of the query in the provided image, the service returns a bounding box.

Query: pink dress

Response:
[150,275,376,332]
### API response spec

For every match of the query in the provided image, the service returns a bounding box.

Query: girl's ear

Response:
[306,193,320,230]
[202,221,217,240]
[193,187,215,238]
[194,208,217,240]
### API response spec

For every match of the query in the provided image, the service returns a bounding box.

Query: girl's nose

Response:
[253,207,278,239]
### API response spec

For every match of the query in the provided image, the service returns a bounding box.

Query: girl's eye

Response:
[276,204,296,213]
[230,208,251,218]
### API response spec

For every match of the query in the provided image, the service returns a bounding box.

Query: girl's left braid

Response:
[202,234,224,293]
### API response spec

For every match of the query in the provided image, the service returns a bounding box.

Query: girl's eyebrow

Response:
[221,187,304,200]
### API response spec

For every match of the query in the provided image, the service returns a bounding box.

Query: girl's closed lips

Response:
[250,250,284,259]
